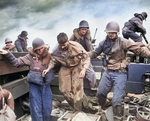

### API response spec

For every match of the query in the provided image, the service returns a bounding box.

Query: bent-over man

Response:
[43,32,95,112]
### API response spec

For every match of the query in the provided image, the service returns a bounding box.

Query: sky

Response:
[0,0,150,52]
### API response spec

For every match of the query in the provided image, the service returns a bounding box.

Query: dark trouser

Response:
[122,30,142,42]
[84,64,97,88]
[29,83,52,121]
[98,70,127,108]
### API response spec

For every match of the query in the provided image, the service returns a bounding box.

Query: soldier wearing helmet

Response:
[2,38,16,52]
[70,20,93,51]
[90,21,150,120]
[15,30,28,52]
[69,20,97,93]
[122,12,148,42]
[0,38,54,121]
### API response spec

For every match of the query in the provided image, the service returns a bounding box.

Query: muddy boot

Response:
[113,105,124,121]
[82,94,98,113]
[95,106,108,121]
[101,99,111,110]
[95,106,102,115]
[101,111,108,121]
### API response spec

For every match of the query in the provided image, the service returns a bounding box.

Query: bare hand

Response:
[79,68,86,78]
[42,69,49,77]
[0,50,8,55]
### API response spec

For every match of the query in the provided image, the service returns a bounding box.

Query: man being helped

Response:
[43,32,94,111]
[69,20,97,90]
[90,21,150,120]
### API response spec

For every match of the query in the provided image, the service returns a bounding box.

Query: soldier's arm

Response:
[3,89,14,111]
[42,58,56,77]
[134,20,146,34]
[2,46,6,50]
[90,41,104,58]
[123,40,150,57]
[8,45,15,50]
[0,50,31,67]
[79,51,90,78]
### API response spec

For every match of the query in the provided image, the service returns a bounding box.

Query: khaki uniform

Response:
[50,41,91,111]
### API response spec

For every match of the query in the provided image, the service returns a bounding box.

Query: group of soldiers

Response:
[2,30,28,52]
[0,11,149,121]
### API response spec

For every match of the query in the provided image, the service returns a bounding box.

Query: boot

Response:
[113,105,124,121]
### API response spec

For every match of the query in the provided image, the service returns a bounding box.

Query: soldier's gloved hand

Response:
[0,50,9,54]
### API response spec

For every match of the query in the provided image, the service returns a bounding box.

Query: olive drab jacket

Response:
[49,41,90,69]
[91,36,150,70]
[69,28,93,52]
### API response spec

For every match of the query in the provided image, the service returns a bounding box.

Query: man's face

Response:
[35,46,44,55]
[79,27,88,36]
[23,36,28,40]
[59,41,69,51]
[6,42,11,46]
[107,32,117,40]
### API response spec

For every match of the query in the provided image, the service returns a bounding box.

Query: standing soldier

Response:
[43,32,95,112]
[15,30,28,52]
[90,21,150,120]
[0,38,54,121]
[69,20,97,90]
[122,12,147,42]
[2,38,16,52]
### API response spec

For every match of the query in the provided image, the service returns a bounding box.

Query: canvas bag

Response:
[0,86,16,121]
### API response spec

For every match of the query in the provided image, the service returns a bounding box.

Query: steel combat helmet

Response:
[20,30,28,37]
[141,12,148,20]
[134,12,148,21]
[32,38,45,51]
[79,20,89,28]
[105,21,120,33]
[5,38,12,44]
